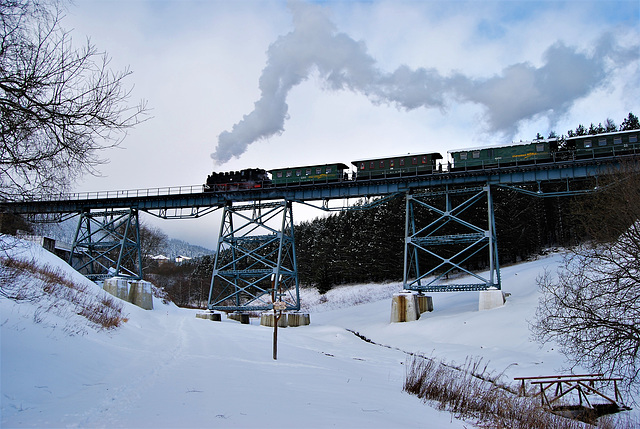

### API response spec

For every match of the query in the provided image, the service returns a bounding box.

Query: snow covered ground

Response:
[1,239,636,428]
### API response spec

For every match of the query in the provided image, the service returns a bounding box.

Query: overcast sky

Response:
[63,0,639,248]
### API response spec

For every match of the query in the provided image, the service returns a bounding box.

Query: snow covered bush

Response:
[404,355,586,428]
[0,256,126,331]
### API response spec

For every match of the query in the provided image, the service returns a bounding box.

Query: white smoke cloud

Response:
[211,1,639,164]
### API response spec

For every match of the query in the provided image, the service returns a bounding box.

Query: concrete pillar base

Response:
[103,277,129,301]
[287,313,310,327]
[196,312,222,321]
[129,280,153,310]
[103,278,153,310]
[260,312,288,327]
[416,295,433,313]
[391,291,420,323]
[228,312,251,324]
[479,289,506,311]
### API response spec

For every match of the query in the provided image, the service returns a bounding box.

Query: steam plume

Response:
[211,2,638,164]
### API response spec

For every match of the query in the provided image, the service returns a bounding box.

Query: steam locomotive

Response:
[203,129,640,191]
[204,168,270,191]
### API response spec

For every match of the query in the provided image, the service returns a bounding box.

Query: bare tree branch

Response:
[0,0,148,200]
[531,161,640,403]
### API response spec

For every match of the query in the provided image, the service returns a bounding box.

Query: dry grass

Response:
[403,355,635,428]
[1,256,126,331]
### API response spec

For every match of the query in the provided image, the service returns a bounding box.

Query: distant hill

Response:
[166,238,213,259]
[30,218,214,259]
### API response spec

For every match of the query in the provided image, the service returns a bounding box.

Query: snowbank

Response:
[1,238,637,427]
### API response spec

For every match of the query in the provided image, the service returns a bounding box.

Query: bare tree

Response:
[0,0,147,200]
[531,162,640,401]
[139,222,168,272]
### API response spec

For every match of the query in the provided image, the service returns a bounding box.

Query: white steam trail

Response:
[211,2,639,164]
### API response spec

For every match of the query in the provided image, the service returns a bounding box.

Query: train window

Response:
[286,171,292,177]
[598,138,607,146]
[277,172,283,178]
[370,161,375,169]
[460,153,467,160]
[326,167,331,174]
[584,140,592,148]
[422,156,427,164]
[296,170,301,177]
[536,144,544,152]
[630,135,638,143]
[379,161,385,168]
[412,157,418,165]
[614,137,622,144]
[315,167,322,174]
[399,159,405,166]
[306,168,311,175]
[472,151,480,158]
[390,160,394,167]
[360,163,365,170]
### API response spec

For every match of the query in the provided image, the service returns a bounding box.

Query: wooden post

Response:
[272,302,286,360]
[273,308,280,360]
[271,274,286,360]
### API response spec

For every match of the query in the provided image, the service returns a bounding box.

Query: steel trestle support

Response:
[69,208,143,281]
[403,185,501,292]
[208,200,300,312]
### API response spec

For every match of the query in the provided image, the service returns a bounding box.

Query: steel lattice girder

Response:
[69,208,143,281]
[208,200,300,312]
[403,185,500,292]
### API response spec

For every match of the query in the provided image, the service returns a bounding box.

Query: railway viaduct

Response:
[1,155,635,314]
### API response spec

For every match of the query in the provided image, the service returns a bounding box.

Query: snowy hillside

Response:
[1,238,636,428]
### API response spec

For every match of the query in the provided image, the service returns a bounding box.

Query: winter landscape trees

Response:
[532,161,640,398]
[0,0,146,201]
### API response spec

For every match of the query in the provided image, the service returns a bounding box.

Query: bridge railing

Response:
[31,184,205,202]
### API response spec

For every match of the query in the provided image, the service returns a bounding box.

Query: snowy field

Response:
[1,238,636,428]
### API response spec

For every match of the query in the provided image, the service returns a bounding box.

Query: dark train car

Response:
[448,130,640,170]
[204,168,270,191]
[351,153,443,180]
[269,163,349,186]
[568,129,640,158]
[448,139,557,170]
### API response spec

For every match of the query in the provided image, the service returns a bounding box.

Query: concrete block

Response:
[227,312,241,322]
[128,280,153,310]
[416,295,434,313]
[103,277,129,301]
[196,312,221,321]
[287,313,310,327]
[228,313,251,324]
[103,278,153,310]
[479,289,506,311]
[390,292,420,323]
[260,312,288,327]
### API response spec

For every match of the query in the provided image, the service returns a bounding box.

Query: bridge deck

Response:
[1,155,634,215]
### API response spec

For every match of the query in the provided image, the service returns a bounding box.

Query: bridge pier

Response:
[403,184,501,293]
[69,208,142,281]
[207,200,300,313]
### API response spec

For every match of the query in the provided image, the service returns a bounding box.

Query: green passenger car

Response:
[448,140,555,169]
[568,129,640,157]
[351,153,443,180]
[269,163,349,186]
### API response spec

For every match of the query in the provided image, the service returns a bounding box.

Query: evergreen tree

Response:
[605,118,617,132]
[620,112,640,131]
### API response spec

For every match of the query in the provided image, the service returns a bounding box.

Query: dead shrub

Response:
[404,355,589,428]
[1,256,126,330]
